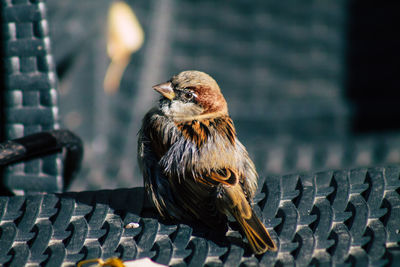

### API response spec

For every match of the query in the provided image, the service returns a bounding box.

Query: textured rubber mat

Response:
[0,165,399,266]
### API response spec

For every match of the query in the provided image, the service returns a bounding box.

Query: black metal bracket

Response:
[0,129,83,192]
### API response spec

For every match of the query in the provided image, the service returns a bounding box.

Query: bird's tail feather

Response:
[232,207,277,254]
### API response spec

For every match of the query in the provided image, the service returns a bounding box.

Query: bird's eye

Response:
[183,92,194,101]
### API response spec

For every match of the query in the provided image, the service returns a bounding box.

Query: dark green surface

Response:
[46,0,400,191]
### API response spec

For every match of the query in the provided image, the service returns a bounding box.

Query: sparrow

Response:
[138,70,277,254]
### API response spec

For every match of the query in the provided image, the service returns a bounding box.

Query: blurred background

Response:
[45,0,400,191]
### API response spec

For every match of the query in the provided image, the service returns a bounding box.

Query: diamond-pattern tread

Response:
[0,166,399,266]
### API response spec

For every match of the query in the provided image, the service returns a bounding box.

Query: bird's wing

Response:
[166,168,241,230]
[196,168,238,186]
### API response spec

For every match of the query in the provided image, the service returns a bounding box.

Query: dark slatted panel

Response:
[1,0,62,192]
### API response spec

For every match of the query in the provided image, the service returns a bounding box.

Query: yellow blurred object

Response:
[77,257,125,267]
[104,1,144,94]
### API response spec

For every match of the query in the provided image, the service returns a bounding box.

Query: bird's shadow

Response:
[62,186,254,258]
[60,187,145,228]
[141,194,254,257]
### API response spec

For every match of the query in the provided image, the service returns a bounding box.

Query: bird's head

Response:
[153,70,228,121]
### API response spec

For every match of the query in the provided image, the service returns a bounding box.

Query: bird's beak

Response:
[152,82,175,100]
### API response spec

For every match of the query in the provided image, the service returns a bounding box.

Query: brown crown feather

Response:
[172,70,228,115]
